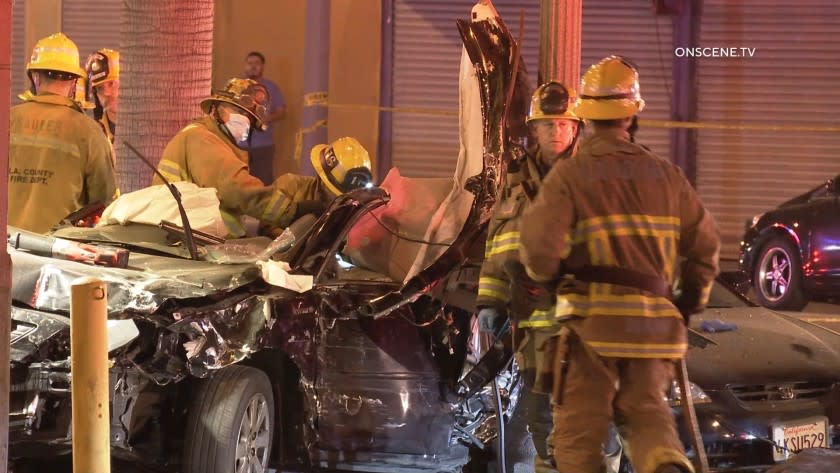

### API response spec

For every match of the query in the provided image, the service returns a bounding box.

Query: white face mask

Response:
[224,113,251,142]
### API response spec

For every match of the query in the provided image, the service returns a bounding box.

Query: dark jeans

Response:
[248,145,275,185]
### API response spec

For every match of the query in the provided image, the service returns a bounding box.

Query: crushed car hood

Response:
[9,238,260,315]
[688,308,840,387]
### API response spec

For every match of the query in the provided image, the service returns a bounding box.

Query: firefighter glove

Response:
[295,200,327,219]
[478,307,508,335]
[673,287,704,325]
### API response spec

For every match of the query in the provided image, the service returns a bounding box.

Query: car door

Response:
[294,190,462,462]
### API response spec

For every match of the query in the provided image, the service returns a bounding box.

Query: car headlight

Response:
[665,380,712,407]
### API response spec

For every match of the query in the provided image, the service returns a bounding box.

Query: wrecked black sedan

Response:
[8,197,502,473]
[8,7,531,473]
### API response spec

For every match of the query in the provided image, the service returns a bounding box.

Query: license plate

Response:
[772,417,829,462]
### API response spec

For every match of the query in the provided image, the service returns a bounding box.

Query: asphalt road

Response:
[788,301,840,330]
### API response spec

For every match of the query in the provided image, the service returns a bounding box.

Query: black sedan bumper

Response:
[678,384,840,471]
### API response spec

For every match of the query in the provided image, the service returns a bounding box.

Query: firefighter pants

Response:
[512,328,557,473]
[548,328,693,473]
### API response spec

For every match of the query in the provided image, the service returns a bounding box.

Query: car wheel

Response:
[753,237,808,311]
[183,365,275,473]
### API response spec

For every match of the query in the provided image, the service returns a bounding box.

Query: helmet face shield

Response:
[85,49,119,88]
[311,137,374,196]
[527,81,580,123]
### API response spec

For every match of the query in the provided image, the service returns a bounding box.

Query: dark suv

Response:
[740,175,840,310]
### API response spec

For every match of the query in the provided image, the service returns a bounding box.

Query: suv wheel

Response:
[753,237,808,311]
[183,365,275,473]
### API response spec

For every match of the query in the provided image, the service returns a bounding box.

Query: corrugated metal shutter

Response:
[61,0,123,68]
[391,0,673,178]
[11,0,26,105]
[581,0,673,162]
[391,0,541,178]
[696,0,840,260]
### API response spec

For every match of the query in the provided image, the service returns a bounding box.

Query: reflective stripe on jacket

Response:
[153,116,325,237]
[98,112,115,145]
[8,93,118,233]
[520,128,720,359]
[477,149,557,328]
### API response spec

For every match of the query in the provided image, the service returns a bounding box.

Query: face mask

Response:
[224,113,251,142]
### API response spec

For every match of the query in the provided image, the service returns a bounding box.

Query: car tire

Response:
[753,237,808,311]
[183,365,275,473]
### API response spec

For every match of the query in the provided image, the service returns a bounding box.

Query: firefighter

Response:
[8,32,117,234]
[475,81,582,473]
[154,77,372,237]
[518,56,720,473]
[85,48,120,143]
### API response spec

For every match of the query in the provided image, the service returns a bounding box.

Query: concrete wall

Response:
[213,0,308,175]
[327,0,382,176]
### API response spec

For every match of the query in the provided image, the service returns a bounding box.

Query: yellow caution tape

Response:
[293,119,328,166]
[292,96,840,169]
[303,97,840,132]
[303,91,329,107]
[327,103,459,117]
[639,119,840,133]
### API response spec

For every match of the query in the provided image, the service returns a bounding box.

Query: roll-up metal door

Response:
[11,0,26,104]
[581,0,673,162]
[61,0,123,68]
[391,0,673,178]
[696,0,840,260]
[391,0,541,178]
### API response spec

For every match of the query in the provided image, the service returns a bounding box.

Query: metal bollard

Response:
[70,277,111,473]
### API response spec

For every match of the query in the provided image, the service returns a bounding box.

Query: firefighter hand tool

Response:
[676,355,711,473]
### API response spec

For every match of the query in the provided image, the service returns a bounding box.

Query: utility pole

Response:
[539,0,583,88]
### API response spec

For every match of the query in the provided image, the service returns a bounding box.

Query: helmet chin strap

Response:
[213,107,239,146]
[628,116,639,143]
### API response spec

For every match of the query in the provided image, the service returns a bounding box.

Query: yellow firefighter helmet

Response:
[85,48,120,88]
[526,81,581,123]
[575,55,645,120]
[26,32,85,78]
[310,137,374,196]
[200,78,271,131]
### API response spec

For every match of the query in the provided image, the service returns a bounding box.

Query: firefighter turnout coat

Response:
[519,128,720,359]
[477,148,556,328]
[154,116,326,237]
[9,93,118,233]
